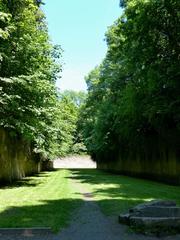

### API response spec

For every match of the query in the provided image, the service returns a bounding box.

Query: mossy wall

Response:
[0,128,41,183]
[97,147,180,185]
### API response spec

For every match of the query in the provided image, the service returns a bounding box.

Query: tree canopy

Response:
[80,0,180,162]
[1,0,179,162]
[0,0,86,159]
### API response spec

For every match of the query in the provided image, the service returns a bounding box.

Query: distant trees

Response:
[55,90,87,156]
[80,0,180,162]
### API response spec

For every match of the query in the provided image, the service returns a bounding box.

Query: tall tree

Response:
[0,0,62,159]
[81,0,180,162]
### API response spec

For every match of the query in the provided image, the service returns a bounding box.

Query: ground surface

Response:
[0,170,82,232]
[0,156,180,240]
[55,176,180,240]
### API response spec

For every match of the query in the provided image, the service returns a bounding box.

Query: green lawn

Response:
[70,169,180,215]
[0,168,179,232]
[0,170,83,232]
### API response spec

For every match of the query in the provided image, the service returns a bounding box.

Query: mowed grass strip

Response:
[70,169,180,215]
[0,170,82,232]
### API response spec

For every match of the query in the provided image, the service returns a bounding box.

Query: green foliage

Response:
[81,0,180,161]
[0,0,73,159]
[62,90,87,107]
[0,11,13,40]
[0,74,56,139]
[55,90,87,156]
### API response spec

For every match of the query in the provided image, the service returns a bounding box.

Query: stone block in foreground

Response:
[119,200,180,235]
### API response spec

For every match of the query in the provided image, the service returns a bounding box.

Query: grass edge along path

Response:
[0,168,179,233]
[0,170,83,232]
[69,169,180,216]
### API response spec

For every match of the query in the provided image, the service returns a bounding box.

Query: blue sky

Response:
[43,0,122,91]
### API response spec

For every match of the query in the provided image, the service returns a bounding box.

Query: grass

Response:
[0,170,83,232]
[69,169,180,216]
[0,168,179,232]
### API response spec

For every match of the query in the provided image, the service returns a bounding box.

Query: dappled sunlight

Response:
[0,172,52,191]
[0,168,179,235]
[0,170,84,231]
[0,198,84,232]
[68,169,180,215]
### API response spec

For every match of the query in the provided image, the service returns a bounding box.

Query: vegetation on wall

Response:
[80,0,180,162]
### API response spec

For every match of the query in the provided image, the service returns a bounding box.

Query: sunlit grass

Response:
[0,168,179,232]
[0,170,83,232]
[70,169,180,215]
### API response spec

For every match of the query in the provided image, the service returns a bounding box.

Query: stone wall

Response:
[97,148,180,185]
[0,128,41,183]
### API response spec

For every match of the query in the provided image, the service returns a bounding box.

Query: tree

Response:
[0,0,62,159]
[81,0,180,162]
[53,90,87,156]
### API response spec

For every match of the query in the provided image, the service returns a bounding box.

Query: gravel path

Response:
[54,177,180,240]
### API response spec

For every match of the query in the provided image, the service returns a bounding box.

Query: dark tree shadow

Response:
[0,172,51,189]
[0,169,179,235]
[0,198,84,233]
[0,196,154,234]
[66,169,180,214]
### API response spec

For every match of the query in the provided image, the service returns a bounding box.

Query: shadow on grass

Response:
[67,169,180,214]
[0,196,151,233]
[0,169,180,233]
[0,172,51,189]
[0,198,84,232]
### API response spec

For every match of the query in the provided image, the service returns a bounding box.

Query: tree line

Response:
[1,0,179,165]
[0,0,86,160]
[80,0,180,163]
